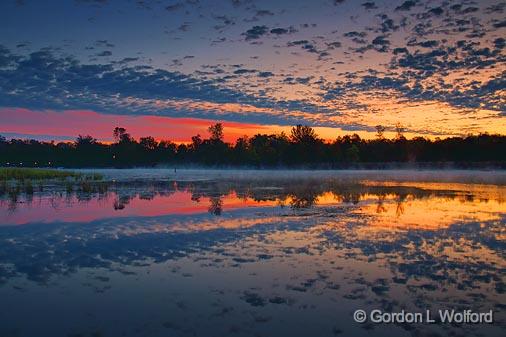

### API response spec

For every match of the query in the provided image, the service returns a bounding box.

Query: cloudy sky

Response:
[0,0,505,142]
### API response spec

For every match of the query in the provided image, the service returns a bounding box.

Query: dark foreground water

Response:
[0,170,505,337]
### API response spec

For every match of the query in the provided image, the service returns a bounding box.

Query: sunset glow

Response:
[1,0,504,141]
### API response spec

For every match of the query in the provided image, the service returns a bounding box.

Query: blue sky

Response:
[0,0,505,140]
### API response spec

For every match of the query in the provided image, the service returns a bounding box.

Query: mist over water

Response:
[0,169,505,337]
[76,168,506,184]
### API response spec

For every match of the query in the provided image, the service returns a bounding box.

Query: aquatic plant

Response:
[0,168,80,181]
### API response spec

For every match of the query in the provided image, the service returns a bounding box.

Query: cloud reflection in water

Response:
[0,177,504,337]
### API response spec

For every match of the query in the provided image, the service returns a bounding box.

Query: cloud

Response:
[0,46,335,127]
[428,7,443,16]
[270,27,297,35]
[326,41,342,49]
[371,35,390,52]
[287,40,309,47]
[492,20,506,28]
[494,38,505,50]
[390,39,505,78]
[319,28,505,113]
[361,2,377,10]
[95,40,115,48]
[213,15,235,30]
[343,31,366,38]
[417,40,438,48]
[96,50,112,57]
[270,27,288,35]
[255,9,274,16]
[286,39,328,57]
[377,14,399,33]
[258,71,274,78]
[2,0,505,135]
[233,68,256,75]
[178,22,191,31]
[371,36,389,45]
[343,31,368,44]
[485,2,506,14]
[241,25,297,41]
[395,1,417,12]
[393,47,408,54]
[165,2,184,11]
[242,25,268,40]
[461,6,479,14]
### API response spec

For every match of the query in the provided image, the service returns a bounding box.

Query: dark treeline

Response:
[1,124,505,168]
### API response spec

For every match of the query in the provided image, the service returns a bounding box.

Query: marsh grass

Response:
[23,180,34,195]
[0,180,6,195]
[0,168,106,202]
[0,168,103,181]
[65,181,74,194]
[84,173,103,181]
[0,168,80,181]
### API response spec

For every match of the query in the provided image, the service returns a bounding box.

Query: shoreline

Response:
[3,162,506,170]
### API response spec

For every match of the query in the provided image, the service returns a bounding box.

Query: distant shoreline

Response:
[2,127,505,169]
[4,162,505,170]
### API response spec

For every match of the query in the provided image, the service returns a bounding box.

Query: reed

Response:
[0,168,103,181]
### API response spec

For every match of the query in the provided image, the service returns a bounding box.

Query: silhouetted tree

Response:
[75,135,97,147]
[290,125,317,144]
[208,123,224,142]
[289,125,323,164]
[113,127,133,144]
[0,125,505,168]
[139,136,157,151]
[345,144,360,162]
[395,122,406,140]
[375,125,386,139]
[233,136,251,164]
[191,134,202,149]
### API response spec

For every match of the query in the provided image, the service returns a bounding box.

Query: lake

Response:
[0,169,505,337]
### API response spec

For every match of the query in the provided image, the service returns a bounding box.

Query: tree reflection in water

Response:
[0,177,505,337]
[208,196,223,215]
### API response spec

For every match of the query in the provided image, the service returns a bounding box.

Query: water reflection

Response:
[0,176,505,337]
[3,179,504,226]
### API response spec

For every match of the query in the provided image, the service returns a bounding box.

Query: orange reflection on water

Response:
[353,193,505,232]
[362,181,506,202]
[1,181,505,236]
[347,180,506,235]
[0,191,280,226]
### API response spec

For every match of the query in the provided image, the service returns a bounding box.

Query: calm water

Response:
[0,169,505,337]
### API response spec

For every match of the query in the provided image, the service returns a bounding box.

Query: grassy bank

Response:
[0,168,107,201]
[0,167,102,181]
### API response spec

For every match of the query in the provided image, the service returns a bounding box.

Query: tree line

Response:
[1,124,505,168]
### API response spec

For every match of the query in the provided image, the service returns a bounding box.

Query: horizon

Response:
[2,121,505,145]
[1,0,505,141]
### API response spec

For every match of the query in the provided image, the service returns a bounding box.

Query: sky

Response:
[0,0,505,142]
